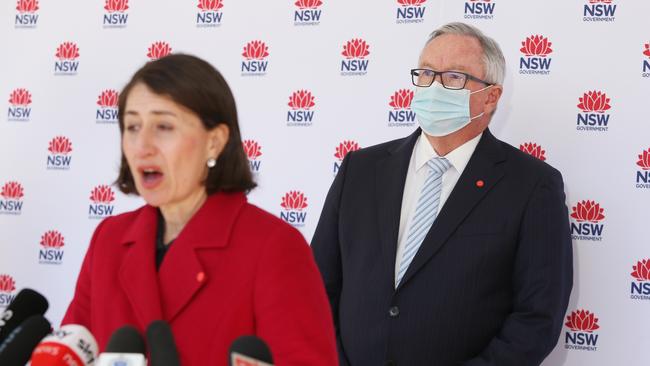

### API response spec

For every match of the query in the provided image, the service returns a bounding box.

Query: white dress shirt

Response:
[394,131,483,282]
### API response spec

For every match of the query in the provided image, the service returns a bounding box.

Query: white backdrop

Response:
[1,0,649,364]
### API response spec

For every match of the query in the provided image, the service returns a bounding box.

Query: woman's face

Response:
[122,83,226,209]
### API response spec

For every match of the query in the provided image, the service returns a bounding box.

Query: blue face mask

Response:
[410,81,491,137]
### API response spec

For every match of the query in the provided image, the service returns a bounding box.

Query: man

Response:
[311,22,573,366]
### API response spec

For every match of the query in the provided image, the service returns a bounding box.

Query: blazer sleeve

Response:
[463,168,573,366]
[254,224,338,366]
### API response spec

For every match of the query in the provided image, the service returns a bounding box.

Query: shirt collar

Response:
[414,131,483,175]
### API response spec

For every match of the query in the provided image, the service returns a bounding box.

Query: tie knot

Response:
[426,157,451,175]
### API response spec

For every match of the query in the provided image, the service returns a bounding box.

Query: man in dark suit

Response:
[312,22,573,366]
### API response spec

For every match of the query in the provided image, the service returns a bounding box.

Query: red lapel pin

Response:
[476,180,484,188]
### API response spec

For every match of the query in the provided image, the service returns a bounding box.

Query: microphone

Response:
[0,288,49,342]
[146,320,180,366]
[30,324,99,366]
[229,335,274,366]
[0,314,51,366]
[97,325,146,366]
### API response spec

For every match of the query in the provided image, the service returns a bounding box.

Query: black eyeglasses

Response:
[411,68,492,90]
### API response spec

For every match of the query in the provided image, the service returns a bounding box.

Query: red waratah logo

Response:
[397,0,426,5]
[570,200,605,223]
[565,310,600,332]
[335,141,360,161]
[198,0,223,11]
[243,140,262,160]
[288,90,315,110]
[48,136,73,155]
[519,143,546,161]
[9,89,32,106]
[1,182,24,200]
[342,39,370,59]
[16,0,38,12]
[40,230,65,249]
[90,185,115,204]
[281,191,308,211]
[637,148,650,170]
[55,42,80,60]
[389,89,413,109]
[147,42,172,60]
[577,91,611,113]
[520,35,553,57]
[0,275,16,293]
[631,259,650,281]
[104,0,128,12]
[295,0,322,9]
[644,43,650,58]
[97,90,119,108]
[242,41,269,60]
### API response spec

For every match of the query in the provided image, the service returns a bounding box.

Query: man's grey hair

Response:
[425,22,506,85]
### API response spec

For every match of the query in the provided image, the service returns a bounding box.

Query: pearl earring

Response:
[207,158,217,168]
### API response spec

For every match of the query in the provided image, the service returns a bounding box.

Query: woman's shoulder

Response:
[236,202,308,247]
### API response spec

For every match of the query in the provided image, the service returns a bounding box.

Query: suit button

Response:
[388,306,399,317]
[385,360,396,366]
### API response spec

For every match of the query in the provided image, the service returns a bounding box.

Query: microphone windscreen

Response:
[30,324,98,366]
[0,315,51,366]
[0,288,49,341]
[229,335,273,366]
[104,325,145,354]
[146,320,180,366]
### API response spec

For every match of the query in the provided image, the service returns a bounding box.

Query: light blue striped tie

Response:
[396,157,451,287]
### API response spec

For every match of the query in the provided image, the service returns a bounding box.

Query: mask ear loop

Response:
[468,85,493,121]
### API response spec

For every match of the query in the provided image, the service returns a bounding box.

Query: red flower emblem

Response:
[631,259,650,281]
[565,310,600,333]
[0,275,16,293]
[281,191,308,211]
[637,148,650,170]
[397,0,426,5]
[97,90,119,108]
[40,230,65,249]
[644,43,650,58]
[570,200,605,223]
[16,0,38,13]
[389,89,414,110]
[198,0,223,11]
[1,181,24,200]
[520,35,553,57]
[8,88,32,106]
[104,0,128,12]
[242,41,269,60]
[295,0,322,9]
[90,185,115,204]
[342,39,370,59]
[577,91,611,113]
[48,136,73,155]
[335,141,360,161]
[519,142,546,161]
[243,140,262,160]
[147,42,172,60]
[55,42,80,60]
[288,90,316,110]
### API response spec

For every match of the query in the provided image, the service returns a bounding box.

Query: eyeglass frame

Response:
[410,68,493,90]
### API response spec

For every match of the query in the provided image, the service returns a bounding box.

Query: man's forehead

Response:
[419,35,483,73]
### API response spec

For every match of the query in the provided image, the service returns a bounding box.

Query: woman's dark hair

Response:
[115,54,255,195]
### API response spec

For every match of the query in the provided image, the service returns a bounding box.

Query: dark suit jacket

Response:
[63,192,337,366]
[312,129,573,366]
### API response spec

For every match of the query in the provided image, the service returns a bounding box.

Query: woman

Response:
[63,54,337,366]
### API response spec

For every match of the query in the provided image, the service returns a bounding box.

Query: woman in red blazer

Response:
[62,54,337,366]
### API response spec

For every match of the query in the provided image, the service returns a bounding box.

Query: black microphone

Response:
[146,320,180,366]
[0,288,49,342]
[0,314,52,366]
[229,335,274,366]
[97,325,146,366]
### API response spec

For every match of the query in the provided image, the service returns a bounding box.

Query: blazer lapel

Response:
[397,129,507,289]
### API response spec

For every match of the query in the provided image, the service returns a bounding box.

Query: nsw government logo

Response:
[642,43,650,78]
[147,41,172,61]
[241,41,269,76]
[570,200,605,241]
[519,142,546,161]
[583,0,616,22]
[564,309,600,351]
[576,91,611,132]
[635,147,650,189]
[280,191,308,227]
[46,136,73,170]
[396,0,426,24]
[334,141,360,174]
[464,0,495,20]
[96,90,119,124]
[15,0,39,28]
[0,181,24,215]
[519,35,552,75]
[88,185,115,219]
[0,275,17,307]
[103,0,129,28]
[294,0,322,26]
[39,230,65,265]
[7,88,32,122]
[287,90,315,127]
[388,89,416,127]
[243,140,262,174]
[197,0,224,27]
[341,39,370,76]
[630,259,650,301]
[54,42,80,76]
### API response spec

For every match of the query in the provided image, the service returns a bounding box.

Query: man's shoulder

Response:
[494,136,561,178]
[349,133,414,162]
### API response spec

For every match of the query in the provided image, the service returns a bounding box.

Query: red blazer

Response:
[63,192,337,366]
